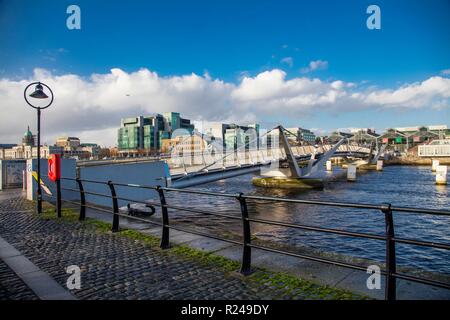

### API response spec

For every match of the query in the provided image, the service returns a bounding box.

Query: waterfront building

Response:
[22,126,35,146]
[117,113,195,155]
[161,135,206,155]
[193,121,231,150]
[0,127,101,160]
[283,127,315,145]
[0,145,16,159]
[79,143,101,158]
[0,145,20,159]
[109,147,119,158]
[406,127,439,144]
[418,139,450,157]
[284,128,300,143]
[248,123,260,145]
[118,115,161,154]
[193,121,261,151]
[348,129,379,145]
[327,131,353,144]
[158,112,195,150]
[379,126,443,152]
[379,129,407,144]
[56,136,81,149]
[224,124,259,151]
[31,145,64,158]
[0,144,64,160]
[193,122,230,145]
[298,128,316,144]
[192,121,261,151]
[224,126,240,151]
[394,125,449,139]
[54,137,101,159]
[0,125,36,158]
[1,126,63,159]
[162,112,194,133]
[378,129,410,152]
[118,116,152,151]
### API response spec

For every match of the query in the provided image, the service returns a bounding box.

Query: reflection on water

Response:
[165,165,449,274]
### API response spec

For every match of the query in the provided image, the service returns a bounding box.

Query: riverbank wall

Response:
[385,156,450,166]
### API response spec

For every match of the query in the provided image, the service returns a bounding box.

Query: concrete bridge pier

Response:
[436,165,447,185]
[432,159,440,172]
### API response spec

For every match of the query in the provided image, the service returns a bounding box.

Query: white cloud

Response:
[0,68,449,146]
[364,76,450,108]
[280,57,294,68]
[300,60,329,73]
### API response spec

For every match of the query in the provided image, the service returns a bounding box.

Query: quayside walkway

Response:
[0,190,361,300]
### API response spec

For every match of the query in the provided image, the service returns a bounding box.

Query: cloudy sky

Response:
[1,0,449,147]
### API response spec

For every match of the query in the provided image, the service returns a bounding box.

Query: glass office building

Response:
[118,113,194,153]
[224,124,259,151]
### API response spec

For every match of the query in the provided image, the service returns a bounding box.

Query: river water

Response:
[163,165,449,275]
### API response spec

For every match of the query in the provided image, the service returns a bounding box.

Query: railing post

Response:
[76,178,86,221]
[55,178,62,218]
[381,203,396,300]
[108,181,119,233]
[156,186,170,249]
[237,193,252,275]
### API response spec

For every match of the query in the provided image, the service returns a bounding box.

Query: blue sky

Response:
[0,0,449,145]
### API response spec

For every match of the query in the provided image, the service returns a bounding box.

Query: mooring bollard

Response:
[347,164,357,182]
[376,160,383,171]
[436,165,447,185]
[432,159,439,172]
[326,160,332,171]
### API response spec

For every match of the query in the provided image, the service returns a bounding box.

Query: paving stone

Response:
[0,260,38,300]
[0,195,309,300]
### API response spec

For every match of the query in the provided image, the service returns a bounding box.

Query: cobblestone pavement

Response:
[0,260,38,300]
[0,196,313,300]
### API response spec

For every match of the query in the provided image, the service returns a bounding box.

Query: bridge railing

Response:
[43,177,450,300]
[166,143,374,172]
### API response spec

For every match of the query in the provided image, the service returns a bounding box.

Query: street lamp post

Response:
[24,82,54,214]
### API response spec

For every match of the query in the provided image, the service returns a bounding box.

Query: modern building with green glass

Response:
[298,128,316,144]
[224,123,259,151]
[118,112,194,154]
[284,127,316,144]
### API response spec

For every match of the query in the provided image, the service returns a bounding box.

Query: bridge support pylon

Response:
[253,126,346,189]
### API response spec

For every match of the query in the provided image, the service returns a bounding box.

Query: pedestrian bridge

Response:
[167,126,381,188]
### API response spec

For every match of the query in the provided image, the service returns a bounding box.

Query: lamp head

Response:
[29,83,49,99]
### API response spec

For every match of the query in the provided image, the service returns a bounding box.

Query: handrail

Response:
[54,176,450,300]
[60,176,450,215]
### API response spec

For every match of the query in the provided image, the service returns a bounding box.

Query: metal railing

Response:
[42,176,450,300]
